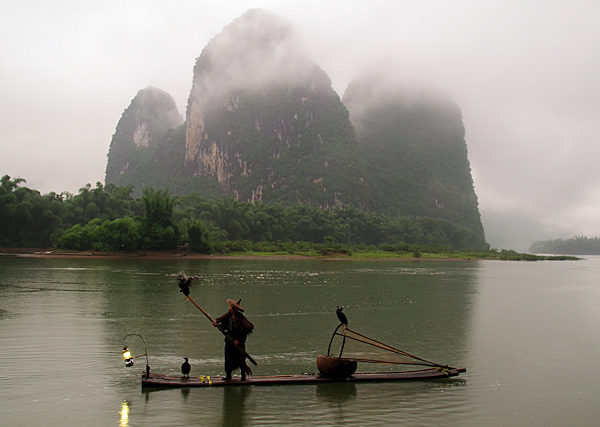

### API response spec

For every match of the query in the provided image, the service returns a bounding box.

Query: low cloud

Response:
[2,0,599,247]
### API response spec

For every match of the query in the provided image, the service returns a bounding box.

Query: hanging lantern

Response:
[123,346,134,367]
[121,334,151,377]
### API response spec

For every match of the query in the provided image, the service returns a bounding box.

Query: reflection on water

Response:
[119,400,129,426]
[180,387,191,400]
[2,255,600,425]
[221,386,251,426]
[316,382,357,409]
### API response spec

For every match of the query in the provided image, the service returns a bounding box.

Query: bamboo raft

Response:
[141,366,466,388]
[132,288,467,389]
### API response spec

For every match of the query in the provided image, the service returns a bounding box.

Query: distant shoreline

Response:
[0,248,580,261]
[0,248,473,262]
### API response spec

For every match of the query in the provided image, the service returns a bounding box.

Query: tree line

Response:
[530,236,600,255]
[0,174,488,253]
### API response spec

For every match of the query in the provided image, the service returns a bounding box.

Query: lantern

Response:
[123,346,134,367]
[121,334,151,377]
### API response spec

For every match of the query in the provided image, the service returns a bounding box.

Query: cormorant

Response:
[336,305,348,326]
[181,357,191,377]
[177,273,192,296]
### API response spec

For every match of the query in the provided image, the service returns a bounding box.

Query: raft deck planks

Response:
[141,367,466,388]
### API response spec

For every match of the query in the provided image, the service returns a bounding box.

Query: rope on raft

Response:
[331,326,448,368]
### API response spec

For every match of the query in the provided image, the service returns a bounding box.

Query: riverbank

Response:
[0,248,580,261]
[0,248,457,261]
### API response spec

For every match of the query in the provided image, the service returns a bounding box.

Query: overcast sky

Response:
[2,0,599,245]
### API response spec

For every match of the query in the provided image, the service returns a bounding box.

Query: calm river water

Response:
[1,255,599,426]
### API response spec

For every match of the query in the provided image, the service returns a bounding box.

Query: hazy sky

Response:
[2,0,599,245]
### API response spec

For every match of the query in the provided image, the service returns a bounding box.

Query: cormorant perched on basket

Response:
[336,305,348,326]
[181,357,191,378]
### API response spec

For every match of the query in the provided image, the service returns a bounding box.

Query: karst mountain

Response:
[105,9,486,247]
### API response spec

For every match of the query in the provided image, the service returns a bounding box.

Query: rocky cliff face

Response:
[184,9,366,206]
[105,87,183,188]
[343,75,485,240]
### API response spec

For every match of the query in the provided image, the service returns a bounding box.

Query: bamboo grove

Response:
[1,175,488,253]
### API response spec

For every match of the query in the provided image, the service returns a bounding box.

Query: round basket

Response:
[316,355,357,378]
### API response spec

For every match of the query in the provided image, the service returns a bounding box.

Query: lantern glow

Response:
[119,400,130,426]
[123,347,134,367]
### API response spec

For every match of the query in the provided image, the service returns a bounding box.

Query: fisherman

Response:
[213,298,254,381]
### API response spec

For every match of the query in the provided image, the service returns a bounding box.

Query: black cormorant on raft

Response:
[181,357,191,378]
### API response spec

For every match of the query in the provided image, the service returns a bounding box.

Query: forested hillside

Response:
[343,76,485,245]
[105,87,183,189]
[0,175,484,251]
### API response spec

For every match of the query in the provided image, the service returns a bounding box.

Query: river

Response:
[0,255,599,426]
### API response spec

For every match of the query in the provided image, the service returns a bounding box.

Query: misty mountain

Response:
[481,209,559,252]
[104,87,223,196]
[183,9,366,206]
[105,87,183,187]
[104,9,486,249]
[343,76,485,242]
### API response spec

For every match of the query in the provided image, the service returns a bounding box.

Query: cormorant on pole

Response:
[181,357,191,378]
[336,305,348,326]
[175,273,200,297]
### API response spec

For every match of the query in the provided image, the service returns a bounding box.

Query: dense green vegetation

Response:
[1,174,489,252]
[530,236,600,255]
[0,175,143,248]
[343,80,485,244]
